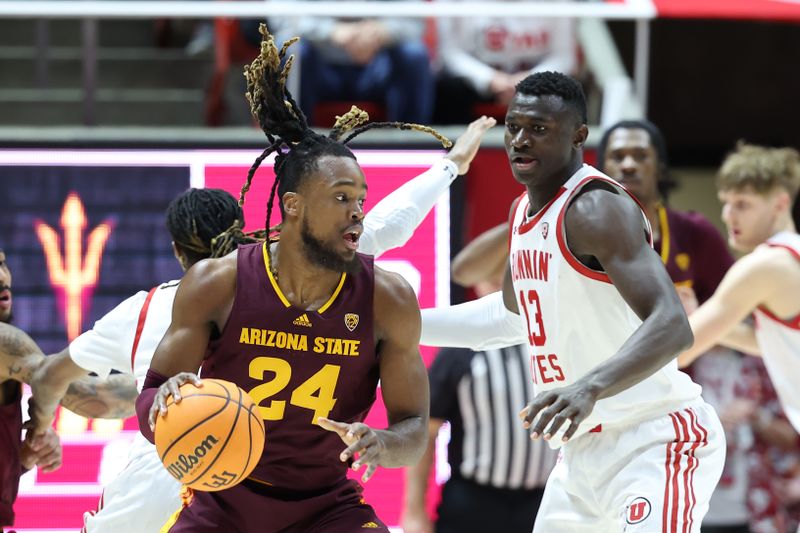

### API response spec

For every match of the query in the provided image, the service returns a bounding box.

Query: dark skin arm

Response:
[146,255,236,428]
[27,348,138,438]
[0,323,137,427]
[510,184,693,442]
[318,267,430,482]
[451,223,509,288]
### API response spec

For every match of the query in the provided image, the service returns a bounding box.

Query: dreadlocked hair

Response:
[242,23,452,279]
[166,188,256,266]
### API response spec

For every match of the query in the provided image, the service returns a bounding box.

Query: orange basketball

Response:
[154,378,265,492]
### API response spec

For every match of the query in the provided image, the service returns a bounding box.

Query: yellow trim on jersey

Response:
[657,204,670,265]
[317,271,347,314]
[674,279,694,288]
[246,475,274,487]
[160,506,183,532]
[262,241,291,308]
[261,241,347,314]
[160,486,193,532]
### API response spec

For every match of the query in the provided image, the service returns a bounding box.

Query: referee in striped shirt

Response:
[403,344,558,533]
[402,225,557,533]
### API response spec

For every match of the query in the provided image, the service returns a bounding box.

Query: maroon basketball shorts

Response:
[162,477,389,533]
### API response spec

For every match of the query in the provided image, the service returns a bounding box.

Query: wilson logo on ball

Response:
[166,434,220,480]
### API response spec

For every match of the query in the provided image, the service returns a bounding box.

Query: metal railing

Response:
[0,1,654,127]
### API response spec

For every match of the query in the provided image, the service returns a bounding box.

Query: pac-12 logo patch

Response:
[344,313,359,332]
[626,497,651,524]
[541,222,549,239]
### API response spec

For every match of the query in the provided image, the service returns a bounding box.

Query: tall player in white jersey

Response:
[421,72,725,532]
[678,143,800,432]
[24,117,494,533]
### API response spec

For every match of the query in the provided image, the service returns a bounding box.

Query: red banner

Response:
[654,0,800,21]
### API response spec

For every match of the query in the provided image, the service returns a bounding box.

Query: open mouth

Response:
[342,226,362,251]
[0,290,11,310]
[511,155,538,171]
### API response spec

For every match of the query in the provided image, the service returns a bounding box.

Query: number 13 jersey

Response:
[203,242,379,491]
[509,165,700,444]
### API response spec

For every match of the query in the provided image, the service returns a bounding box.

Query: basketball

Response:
[154,378,265,492]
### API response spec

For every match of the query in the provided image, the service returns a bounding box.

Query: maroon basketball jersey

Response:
[203,242,378,492]
[0,381,22,526]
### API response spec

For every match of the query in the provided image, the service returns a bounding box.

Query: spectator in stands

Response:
[433,0,578,124]
[269,1,434,125]
[401,228,556,533]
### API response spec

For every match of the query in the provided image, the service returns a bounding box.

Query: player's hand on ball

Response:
[519,384,598,443]
[317,417,386,483]
[149,372,203,431]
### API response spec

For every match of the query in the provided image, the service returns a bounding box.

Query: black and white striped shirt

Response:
[429,345,557,490]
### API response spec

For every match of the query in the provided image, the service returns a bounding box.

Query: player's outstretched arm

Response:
[135,256,236,442]
[61,372,138,419]
[677,248,791,366]
[358,116,495,258]
[451,222,509,288]
[27,348,138,441]
[521,185,693,442]
[319,267,429,482]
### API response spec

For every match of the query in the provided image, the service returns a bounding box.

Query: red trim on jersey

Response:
[131,287,157,371]
[767,242,800,262]
[508,192,527,251]
[555,176,652,284]
[517,188,567,236]
[757,243,800,328]
[756,305,800,330]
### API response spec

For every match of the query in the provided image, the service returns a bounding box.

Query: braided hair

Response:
[238,24,452,278]
[165,188,263,267]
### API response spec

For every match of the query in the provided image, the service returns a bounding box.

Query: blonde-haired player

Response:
[679,143,800,433]
[26,117,494,533]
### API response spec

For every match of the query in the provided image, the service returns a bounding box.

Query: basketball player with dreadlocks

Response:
[134,25,458,532]
[28,32,491,533]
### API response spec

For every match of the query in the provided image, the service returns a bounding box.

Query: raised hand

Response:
[519,383,598,443]
[148,372,202,431]
[317,417,387,482]
[445,115,497,175]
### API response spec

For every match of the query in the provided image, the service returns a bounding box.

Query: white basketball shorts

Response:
[533,398,725,532]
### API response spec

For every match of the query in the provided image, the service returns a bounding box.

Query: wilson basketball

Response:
[154,378,265,492]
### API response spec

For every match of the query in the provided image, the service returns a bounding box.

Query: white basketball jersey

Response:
[753,231,800,432]
[508,165,701,442]
[69,280,178,462]
[70,280,178,391]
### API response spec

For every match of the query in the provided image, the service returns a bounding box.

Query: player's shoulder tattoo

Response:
[0,322,41,358]
[0,322,43,382]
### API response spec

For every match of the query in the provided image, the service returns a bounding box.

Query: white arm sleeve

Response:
[420,291,528,351]
[68,291,145,378]
[359,158,459,258]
